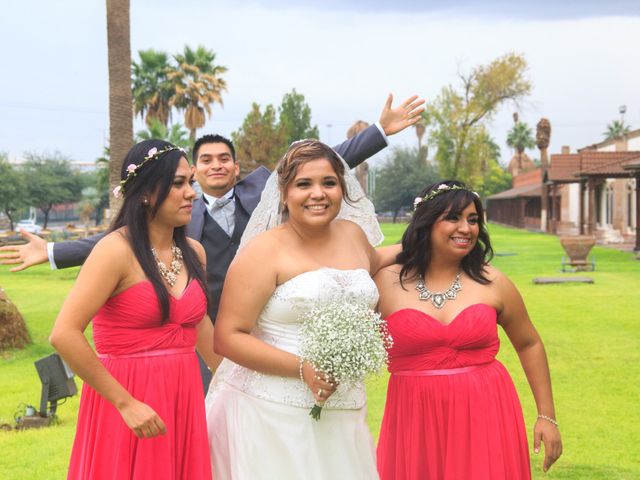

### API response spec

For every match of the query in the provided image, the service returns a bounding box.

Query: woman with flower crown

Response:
[50,140,219,479]
[374,180,562,479]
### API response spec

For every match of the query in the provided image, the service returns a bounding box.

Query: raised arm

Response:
[0,229,103,271]
[334,94,426,169]
[496,269,563,472]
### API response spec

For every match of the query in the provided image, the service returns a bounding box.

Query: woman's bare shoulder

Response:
[93,228,130,256]
[186,237,206,263]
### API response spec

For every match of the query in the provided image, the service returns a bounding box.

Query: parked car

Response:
[16,219,43,234]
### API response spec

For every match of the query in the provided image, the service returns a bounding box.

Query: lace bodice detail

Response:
[215,268,379,409]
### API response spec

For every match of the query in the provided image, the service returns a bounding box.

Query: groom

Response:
[1,94,425,388]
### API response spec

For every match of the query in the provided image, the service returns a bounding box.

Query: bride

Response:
[205,140,396,479]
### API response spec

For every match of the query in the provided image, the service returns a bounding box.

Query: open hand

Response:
[302,361,337,404]
[378,93,426,136]
[534,418,562,471]
[0,229,48,272]
[118,397,166,439]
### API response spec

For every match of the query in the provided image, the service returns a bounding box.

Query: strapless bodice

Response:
[385,303,499,373]
[92,280,207,355]
[220,268,379,408]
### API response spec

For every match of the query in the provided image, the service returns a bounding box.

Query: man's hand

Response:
[0,229,49,272]
[379,93,426,136]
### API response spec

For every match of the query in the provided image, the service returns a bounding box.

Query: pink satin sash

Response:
[393,361,493,377]
[97,346,194,360]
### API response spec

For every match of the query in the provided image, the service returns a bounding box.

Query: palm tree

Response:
[135,119,191,150]
[132,49,174,127]
[603,120,631,140]
[105,0,133,214]
[170,46,228,142]
[536,118,552,232]
[506,121,535,170]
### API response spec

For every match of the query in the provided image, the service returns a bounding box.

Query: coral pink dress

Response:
[377,304,530,480]
[67,280,212,480]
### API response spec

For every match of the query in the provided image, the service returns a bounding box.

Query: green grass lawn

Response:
[1,223,639,479]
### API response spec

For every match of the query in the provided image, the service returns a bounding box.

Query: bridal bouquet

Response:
[298,302,393,420]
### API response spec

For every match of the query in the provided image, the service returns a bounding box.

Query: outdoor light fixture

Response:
[34,353,77,417]
[619,105,627,115]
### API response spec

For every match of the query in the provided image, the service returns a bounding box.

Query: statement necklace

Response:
[416,272,462,309]
[151,243,183,287]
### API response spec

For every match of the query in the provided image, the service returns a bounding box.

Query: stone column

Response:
[635,174,640,251]
[579,179,586,235]
[588,178,597,235]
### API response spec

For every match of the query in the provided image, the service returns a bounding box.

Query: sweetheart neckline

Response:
[110,279,197,301]
[275,267,370,289]
[385,303,496,327]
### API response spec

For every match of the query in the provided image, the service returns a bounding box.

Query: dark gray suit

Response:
[51,125,387,389]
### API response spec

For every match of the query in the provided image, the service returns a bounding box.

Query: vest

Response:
[201,199,250,322]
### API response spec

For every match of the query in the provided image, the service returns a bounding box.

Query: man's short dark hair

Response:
[192,134,236,163]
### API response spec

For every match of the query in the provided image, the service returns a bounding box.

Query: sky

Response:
[1,0,639,168]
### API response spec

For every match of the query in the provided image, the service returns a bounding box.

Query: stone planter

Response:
[560,235,596,271]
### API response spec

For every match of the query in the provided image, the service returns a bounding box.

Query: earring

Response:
[143,198,149,205]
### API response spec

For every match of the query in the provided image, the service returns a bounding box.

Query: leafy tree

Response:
[278,89,320,146]
[132,49,174,127]
[373,147,440,223]
[232,89,321,170]
[22,153,83,229]
[603,120,631,140]
[170,45,228,142]
[427,53,531,183]
[506,121,535,171]
[95,147,110,224]
[232,103,288,171]
[0,155,27,231]
[135,119,190,150]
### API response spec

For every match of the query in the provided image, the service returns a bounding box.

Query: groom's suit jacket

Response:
[53,124,387,317]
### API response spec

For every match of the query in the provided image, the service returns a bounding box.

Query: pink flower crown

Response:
[113,145,186,198]
[413,184,480,211]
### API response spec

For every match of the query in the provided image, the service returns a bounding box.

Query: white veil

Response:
[240,152,384,249]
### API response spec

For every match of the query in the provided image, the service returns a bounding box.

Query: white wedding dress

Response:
[205,268,380,480]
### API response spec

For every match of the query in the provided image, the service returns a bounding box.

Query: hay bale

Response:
[0,288,31,350]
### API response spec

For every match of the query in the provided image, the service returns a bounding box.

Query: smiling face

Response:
[194,141,240,196]
[430,201,479,260]
[152,157,197,227]
[283,158,343,229]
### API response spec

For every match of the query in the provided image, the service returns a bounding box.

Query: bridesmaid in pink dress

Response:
[50,140,220,479]
[375,181,562,480]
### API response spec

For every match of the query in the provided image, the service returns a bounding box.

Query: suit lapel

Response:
[186,198,207,240]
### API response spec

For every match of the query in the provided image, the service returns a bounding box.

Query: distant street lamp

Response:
[619,105,627,125]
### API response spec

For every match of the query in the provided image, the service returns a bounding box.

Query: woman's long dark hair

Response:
[109,139,208,322]
[397,180,494,287]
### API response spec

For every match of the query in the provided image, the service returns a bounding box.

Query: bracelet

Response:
[537,414,559,427]
[298,356,305,383]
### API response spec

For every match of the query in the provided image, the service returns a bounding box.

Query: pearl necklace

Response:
[151,244,183,287]
[416,272,462,309]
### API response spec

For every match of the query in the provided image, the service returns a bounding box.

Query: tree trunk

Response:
[106,0,133,218]
[0,288,31,351]
[41,205,52,229]
[4,210,15,231]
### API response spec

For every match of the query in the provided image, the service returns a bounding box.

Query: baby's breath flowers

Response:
[298,302,393,420]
